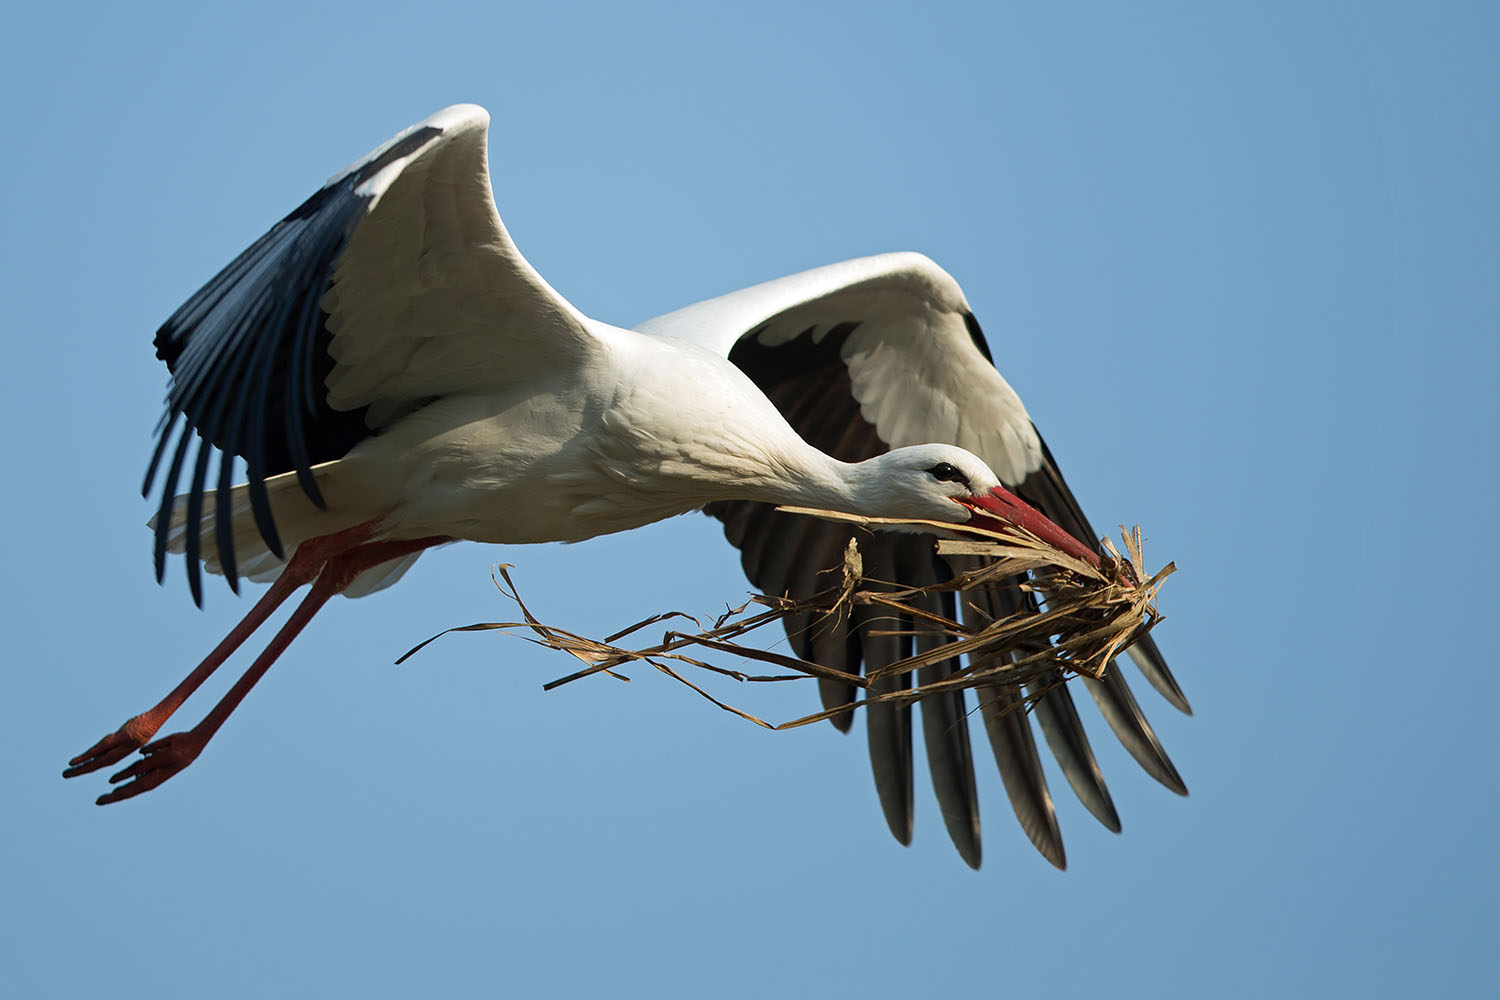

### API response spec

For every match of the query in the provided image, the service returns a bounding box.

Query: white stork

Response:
[64,105,1188,869]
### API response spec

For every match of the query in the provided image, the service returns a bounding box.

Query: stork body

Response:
[66,105,1187,870]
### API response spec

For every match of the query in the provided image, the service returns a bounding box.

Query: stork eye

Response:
[928,462,970,486]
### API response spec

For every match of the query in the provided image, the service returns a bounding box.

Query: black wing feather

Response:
[1010,429,1190,793]
[1013,430,1193,714]
[953,557,1067,868]
[899,547,982,869]
[856,535,916,845]
[1028,668,1121,832]
[143,125,441,603]
[711,323,989,863]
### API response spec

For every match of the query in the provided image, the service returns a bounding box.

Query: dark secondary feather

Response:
[707,320,985,865]
[710,310,1188,867]
[143,126,442,606]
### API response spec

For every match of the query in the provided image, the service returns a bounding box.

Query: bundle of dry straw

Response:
[398,510,1174,731]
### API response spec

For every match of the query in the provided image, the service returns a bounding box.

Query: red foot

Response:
[95,731,207,805]
[62,715,165,778]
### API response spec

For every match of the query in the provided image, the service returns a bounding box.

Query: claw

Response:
[95,732,204,805]
[63,716,163,778]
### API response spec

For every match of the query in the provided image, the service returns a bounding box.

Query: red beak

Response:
[959,486,1102,570]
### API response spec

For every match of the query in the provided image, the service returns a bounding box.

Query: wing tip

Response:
[326,103,489,192]
[886,817,915,847]
[422,102,489,133]
[1127,639,1194,715]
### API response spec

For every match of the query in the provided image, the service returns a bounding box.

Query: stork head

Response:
[863,445,1101,569]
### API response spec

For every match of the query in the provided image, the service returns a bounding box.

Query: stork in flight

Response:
[64,105,1188,869]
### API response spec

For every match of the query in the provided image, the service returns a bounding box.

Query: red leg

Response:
[64,520,385,779]
[92,534,449,805]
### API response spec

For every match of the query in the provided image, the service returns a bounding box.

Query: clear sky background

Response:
[4,2,1496,997]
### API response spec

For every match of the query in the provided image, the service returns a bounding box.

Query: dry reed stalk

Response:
[399,512,1174,731]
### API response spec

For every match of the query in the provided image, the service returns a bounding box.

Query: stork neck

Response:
[749,443,877,517]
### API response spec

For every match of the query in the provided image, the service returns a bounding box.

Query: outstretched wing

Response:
[145,105,600,603]
[637,253,1189,869]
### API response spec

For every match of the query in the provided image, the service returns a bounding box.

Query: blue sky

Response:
[4,2,1497,996]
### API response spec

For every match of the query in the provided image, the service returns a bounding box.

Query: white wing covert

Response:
[638,252,1043,485]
